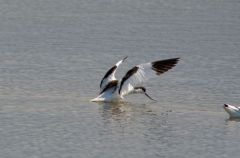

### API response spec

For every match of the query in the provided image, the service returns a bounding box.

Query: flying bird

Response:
[91,56,179,102]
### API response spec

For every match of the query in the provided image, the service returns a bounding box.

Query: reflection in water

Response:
[224,118,240,139]
[226,117,240,123]
[96,101,171,124]
[96,101,171,141]
[97,101,133,121]
[95,102,134,137]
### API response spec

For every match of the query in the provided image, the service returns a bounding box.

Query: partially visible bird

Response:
[223,104,240,118]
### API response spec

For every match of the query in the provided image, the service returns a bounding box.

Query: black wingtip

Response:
[151,57,180,75]
[175,57,180,62]
[167,57,180,63]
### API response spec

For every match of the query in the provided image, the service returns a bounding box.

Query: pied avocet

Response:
[91,56,179,102]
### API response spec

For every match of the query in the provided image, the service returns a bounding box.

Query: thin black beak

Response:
[144,92,157,102]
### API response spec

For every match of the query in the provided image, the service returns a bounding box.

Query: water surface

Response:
[0,0,240,158]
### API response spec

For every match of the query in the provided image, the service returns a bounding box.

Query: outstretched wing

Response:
[119,58,179,96]
[100,56,127,92]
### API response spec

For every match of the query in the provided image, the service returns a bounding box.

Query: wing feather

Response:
[100,56,127,92]
[119,58,179,96]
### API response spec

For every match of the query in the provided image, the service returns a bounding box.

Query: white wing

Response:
[119,58,179,96]
[100,56,127,92]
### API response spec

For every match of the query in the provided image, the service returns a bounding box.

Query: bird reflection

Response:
[225,117,240,123]
[95,101,171,141]
[96,101,169,125]
[97,101,133,121]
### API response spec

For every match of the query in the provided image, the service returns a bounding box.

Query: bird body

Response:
[91,80,122,102]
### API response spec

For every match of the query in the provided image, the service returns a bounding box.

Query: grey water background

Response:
[0,0,240,157]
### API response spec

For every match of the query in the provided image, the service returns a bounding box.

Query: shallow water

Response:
[0,0,240,158]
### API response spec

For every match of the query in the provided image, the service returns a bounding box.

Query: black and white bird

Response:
[91,56,179,102]
[223,104,240,118]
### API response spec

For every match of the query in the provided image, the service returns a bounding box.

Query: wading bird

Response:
[91,56,179,102]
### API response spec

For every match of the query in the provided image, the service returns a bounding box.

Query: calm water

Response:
[1,0,240,158]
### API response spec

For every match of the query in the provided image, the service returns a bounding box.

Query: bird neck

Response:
[133,87,145,94]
